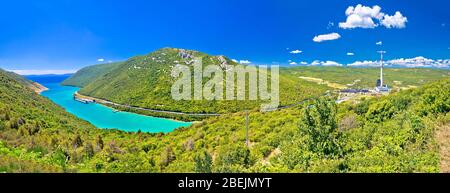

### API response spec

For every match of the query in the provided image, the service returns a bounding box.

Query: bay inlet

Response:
[28,75,192,133]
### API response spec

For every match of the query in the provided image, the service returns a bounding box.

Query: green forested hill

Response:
[62,62,124,87]
[1,67,449,172]
[73,48,328,114]
[3,70,48,92]
[0,69,100,172]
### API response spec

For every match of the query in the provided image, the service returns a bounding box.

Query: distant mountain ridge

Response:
[62,62,124,87]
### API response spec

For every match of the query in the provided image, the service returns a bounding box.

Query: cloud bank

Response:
[9,69,78,75]
[348,56,450,68]
[310,60,343,66]
[296,57,449,68]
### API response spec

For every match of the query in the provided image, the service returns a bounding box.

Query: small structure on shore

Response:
[73,95,94,104]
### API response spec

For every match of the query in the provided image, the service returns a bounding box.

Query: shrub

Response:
[299,97,343,157]
[194,150,212,173]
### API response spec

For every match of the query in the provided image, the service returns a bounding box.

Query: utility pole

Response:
[245,110,249,147]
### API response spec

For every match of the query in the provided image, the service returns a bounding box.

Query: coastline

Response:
[73,91,218,122]
[31,82,49,94]
[38,84,194,131]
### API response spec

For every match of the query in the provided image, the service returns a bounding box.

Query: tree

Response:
[0,121,5,131]
[27,122,40,135]
[416,81,450,116]
[96,135,104,150]
[160,146,176,169]
[84,143,95,158]
[183,138,194,151]
[72,134,83,149]
[52,148,69,171]
[299,96,342,157]
[194,150,212,173]
[5,111,10,121]
[214,144,252,172]
[354,99,370,115]
[9,118,19,129]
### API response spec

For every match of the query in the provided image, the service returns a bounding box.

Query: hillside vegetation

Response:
[64,51,449,119]
[62,62,124,87]
[1,68,449,172]
[66,48,329,115]
[282,66,450,90]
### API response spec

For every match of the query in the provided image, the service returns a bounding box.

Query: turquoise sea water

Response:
[39,82,192,133]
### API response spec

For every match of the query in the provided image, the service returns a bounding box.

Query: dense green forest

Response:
[1,68,449,172]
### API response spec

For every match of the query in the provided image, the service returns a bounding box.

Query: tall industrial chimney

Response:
[378,51,386,88]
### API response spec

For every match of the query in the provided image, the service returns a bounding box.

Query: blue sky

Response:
[0,0,449,74]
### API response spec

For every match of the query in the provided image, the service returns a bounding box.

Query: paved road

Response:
[75,92,332,116]
[75,92,221,117]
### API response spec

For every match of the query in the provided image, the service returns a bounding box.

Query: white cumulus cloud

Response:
[339,4,407,29]
[381,11,408,28]
[376,41,383,46]
[309,60,343,67]
[313,33,341,42]
[290,50,303,54]
[321,61,343,66]
[311,60,321,66]
[97,58,105,62]
[347,52,355,56]
[339,4,384,29]
[239,60,252,64]
[347,60,379,67]
[289,62,298,65]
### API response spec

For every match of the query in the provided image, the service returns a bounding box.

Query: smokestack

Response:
[378,51,386,88]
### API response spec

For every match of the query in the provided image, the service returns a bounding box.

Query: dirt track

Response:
[436,123,450,173]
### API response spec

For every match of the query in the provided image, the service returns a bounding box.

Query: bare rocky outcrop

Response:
[217,55,233,71]
[30,82,48,94]
[178,49,194,60]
